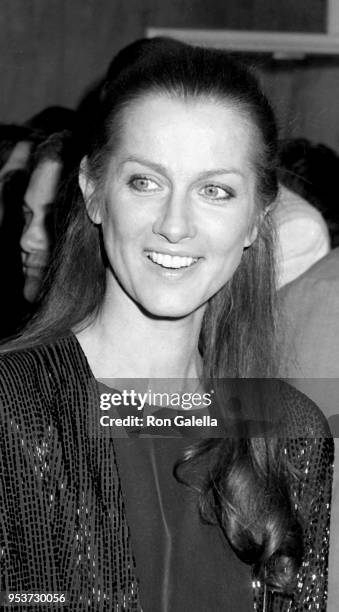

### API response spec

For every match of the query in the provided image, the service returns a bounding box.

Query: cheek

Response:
[206,220,250,287]
[38,220,49,240]
[210,218,250,258]
[101,203,143,257]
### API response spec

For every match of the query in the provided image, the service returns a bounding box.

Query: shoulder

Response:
[0,332,82,373]
[0,333,96,448]
[274,188,330,287]
[0,333,88,406]
[274,186,328,228]
[220,379,331,439]
[268,382,334,517]
[276,379,332,438]
[280,248,339,300]
[278,249,339,361]
[279,383,334,528]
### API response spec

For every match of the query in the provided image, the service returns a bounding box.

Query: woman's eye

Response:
[128,176,160,192]
[200,184,234,201]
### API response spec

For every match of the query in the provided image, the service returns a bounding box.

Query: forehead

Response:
[112,93,258,175]
[0,141,31,178]
[25,159,62,209]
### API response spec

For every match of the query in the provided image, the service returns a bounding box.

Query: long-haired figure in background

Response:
[0,38,333,611]
[20,129,79,305]
[0,124,38,337]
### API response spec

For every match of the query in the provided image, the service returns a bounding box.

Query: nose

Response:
[152,192,196,243]
[20,216,49,255]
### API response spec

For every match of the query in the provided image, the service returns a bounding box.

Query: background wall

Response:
[1,0,339,151]
[257,58,339,151]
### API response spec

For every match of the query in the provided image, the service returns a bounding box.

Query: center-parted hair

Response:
[5,38,302,593]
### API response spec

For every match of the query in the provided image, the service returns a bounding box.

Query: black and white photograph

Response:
[0,2,338,610]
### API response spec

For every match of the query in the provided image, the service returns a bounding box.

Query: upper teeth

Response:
[148,251,198,268]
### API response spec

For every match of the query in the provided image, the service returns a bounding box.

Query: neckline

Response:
[62,330,99,384]
[67,329,203,385]
[66,331,211,419]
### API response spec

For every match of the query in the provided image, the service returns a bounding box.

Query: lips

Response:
[146,250,199,269]
[22,263,47,278]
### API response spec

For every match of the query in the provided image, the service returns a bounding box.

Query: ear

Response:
[78,156,102,224]
[244,222,258,248]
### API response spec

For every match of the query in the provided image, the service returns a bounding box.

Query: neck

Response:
[75,291,204,379]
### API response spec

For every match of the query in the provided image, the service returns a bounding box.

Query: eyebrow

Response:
[118,156,245,180]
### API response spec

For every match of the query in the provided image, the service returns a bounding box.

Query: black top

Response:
[0,334,333,611]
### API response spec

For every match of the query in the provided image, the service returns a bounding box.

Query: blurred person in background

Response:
[278,247,339,612]
[273,185,330,288]
[279,138,339,248]
[20,129,79,304]
[272,183,329,289]
[0,106,75,219]
[0,124,39,338]
[0,108,76,339]
[0,124,37,226]
[25,105,76,137]
[0,125,36,172]
[271,137,339,288]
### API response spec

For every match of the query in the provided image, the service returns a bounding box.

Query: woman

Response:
[0,125,36,338]
[0,38,333,611]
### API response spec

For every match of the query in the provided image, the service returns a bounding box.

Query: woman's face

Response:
[20,159,62,302]
[83,94,259,319]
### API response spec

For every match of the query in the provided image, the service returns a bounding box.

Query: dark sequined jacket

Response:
[0,334,334,611]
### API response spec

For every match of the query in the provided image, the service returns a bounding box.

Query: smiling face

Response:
[81,94,260,320]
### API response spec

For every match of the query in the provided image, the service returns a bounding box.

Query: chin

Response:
[138,295,203,320]
[23,278,41,303]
